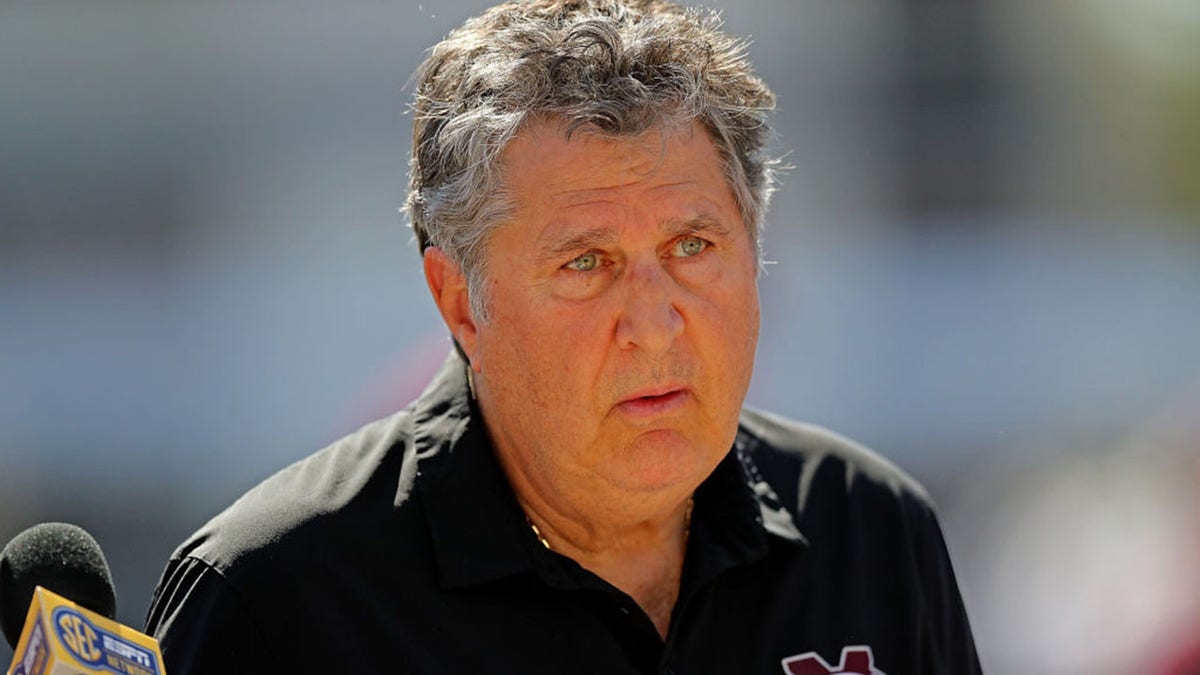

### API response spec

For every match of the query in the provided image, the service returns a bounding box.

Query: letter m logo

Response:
[780,645,885,675]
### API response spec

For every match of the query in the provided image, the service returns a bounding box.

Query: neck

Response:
[520,492,693,639]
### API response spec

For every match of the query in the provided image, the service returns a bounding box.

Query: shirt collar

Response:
[681,433,807,590]
[733,428,808,547]
[405,351,806,591]
[405,352,536,589]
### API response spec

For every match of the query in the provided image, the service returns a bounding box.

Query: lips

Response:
[615,386,690,418]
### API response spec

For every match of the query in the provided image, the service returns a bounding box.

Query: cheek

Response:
[701,273,760,381]
[481,290,605,405]
[698,254,758,317]
[743,285,761,344]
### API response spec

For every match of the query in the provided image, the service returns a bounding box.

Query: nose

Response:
[615,258,684,355]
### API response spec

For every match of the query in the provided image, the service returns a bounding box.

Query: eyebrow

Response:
[535,227,618,266]
[535,213,732,265]
[663,213,731,240]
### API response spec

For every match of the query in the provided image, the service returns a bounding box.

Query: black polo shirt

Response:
[145,353,981,674]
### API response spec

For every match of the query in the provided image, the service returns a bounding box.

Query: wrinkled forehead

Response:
[492,115,742,231]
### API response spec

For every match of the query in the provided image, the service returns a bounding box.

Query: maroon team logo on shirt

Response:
[780,645,885,675]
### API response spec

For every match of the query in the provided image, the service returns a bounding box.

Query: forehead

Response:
[498,119,734,220]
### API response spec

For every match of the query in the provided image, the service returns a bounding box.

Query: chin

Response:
[605,429,723,494]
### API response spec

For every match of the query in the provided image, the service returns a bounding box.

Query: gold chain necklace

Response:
[527,497,695,551]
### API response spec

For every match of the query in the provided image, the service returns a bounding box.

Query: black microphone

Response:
[0,523,117,650]
[1,523,165,675]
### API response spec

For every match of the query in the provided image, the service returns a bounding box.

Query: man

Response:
[146,1,982,673]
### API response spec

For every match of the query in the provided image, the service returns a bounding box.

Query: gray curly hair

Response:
[405,0,777,321]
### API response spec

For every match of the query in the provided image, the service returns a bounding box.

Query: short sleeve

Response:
[915,504,983,674]
[144,556,274,675]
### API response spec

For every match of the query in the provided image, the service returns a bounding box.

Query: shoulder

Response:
[736,406,937,536]
[171,409,420,582]
[151,353,475,621]
[146,409,428,666]
[736,412,982,672]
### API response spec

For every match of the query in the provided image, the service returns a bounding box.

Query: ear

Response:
[423,247,482,371]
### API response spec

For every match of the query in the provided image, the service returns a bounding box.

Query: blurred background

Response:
[2,1,1198,672]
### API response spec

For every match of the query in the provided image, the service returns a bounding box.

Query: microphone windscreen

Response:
[0,522,117,649]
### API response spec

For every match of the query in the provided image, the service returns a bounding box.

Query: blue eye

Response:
[672,236,707,257]
[566,251,600,272]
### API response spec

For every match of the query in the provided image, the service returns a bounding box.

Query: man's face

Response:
[464,119,760,504]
